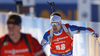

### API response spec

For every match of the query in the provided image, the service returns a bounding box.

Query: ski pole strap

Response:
[77,26,80,33]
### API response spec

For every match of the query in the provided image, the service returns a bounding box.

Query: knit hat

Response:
[50,15,62,23]
[7,14,21,25]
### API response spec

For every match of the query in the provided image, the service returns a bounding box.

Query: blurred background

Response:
[0,0,100,56]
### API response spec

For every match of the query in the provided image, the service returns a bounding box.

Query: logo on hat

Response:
[53,19,55,21]
[8,19,15,23]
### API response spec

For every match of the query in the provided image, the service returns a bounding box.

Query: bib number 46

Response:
[56,44,65,50]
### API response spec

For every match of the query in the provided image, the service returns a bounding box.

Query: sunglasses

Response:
[51,23,59,26]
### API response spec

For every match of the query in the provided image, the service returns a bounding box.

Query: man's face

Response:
[7,24,21,40]
[51,22,62,33]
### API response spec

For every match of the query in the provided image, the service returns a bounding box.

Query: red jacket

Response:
[0,33,46,56]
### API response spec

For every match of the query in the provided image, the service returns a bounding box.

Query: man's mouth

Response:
[9,32,14,36]
[53,28,57,31]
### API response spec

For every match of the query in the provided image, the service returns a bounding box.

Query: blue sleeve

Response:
[68,25,87,31]
[43,32,49,41]
[41,32,50,49]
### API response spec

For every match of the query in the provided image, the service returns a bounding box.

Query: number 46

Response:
[56,44,65,50]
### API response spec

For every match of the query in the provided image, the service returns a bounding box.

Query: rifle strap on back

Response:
[49,24,73,44]
[49,29,53,45]
[62,24,73,40]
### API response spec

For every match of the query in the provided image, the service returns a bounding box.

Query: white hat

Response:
[50,15,62,23]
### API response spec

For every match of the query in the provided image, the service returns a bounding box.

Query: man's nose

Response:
[53,25,57,28]
[54,24,57,26]
[8,28,14,31]
[53,25,56,27]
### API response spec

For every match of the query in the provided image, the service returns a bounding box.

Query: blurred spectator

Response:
[0,13,46,56]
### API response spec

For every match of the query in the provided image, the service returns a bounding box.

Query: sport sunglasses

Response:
[51,23,59,26]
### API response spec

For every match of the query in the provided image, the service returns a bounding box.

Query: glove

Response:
[91,32,99,38]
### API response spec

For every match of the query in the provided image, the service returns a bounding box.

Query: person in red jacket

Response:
[0,13,46,56]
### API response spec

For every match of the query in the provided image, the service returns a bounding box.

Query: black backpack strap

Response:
[1,35,8,47]
[22,34,32,54]
[1,34,32,54]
